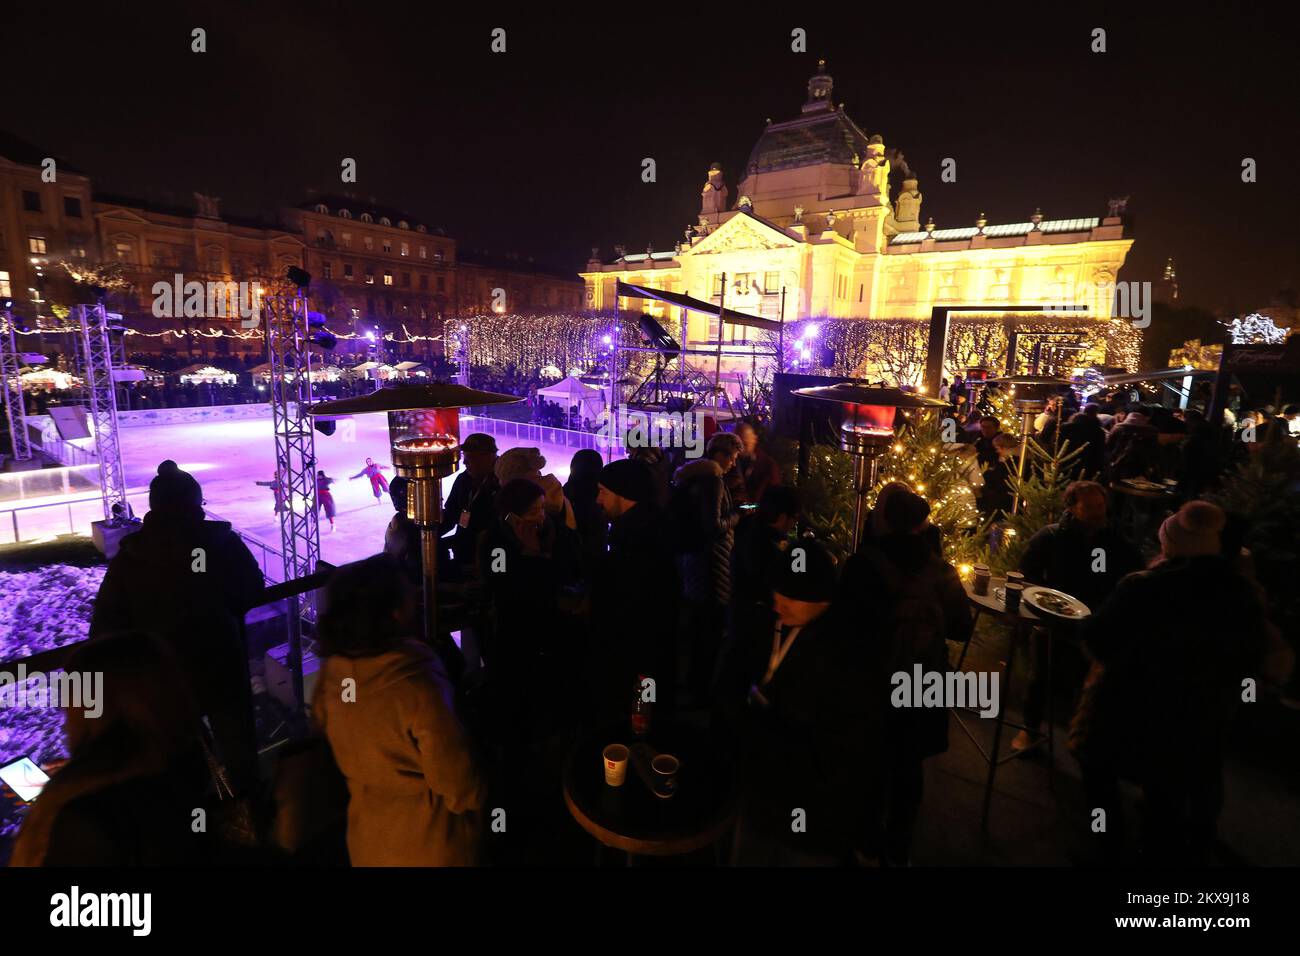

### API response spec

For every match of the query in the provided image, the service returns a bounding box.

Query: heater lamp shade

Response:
[792,382,950,411]
[842,403,897,436]
[965,367,993,382]
[985,374,1074,407]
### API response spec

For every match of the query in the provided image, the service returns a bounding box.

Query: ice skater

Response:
[256,474,286,514]
[316,469,337,532]
[350,457,391,504]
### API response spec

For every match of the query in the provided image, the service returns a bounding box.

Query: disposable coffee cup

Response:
[973,564,990,596]
[603,744,629,787]
[651,753,680,799]
[1005,571,1025,585]
[1005,582,1024,614]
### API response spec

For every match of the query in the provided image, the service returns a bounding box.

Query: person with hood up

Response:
[91,459,264,794]
[1105,408,1159,479]
[312,554,486,866]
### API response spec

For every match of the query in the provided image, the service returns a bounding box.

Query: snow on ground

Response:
[0,565,105,661]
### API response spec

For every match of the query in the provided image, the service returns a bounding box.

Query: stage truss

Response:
[77,304,128,519]
[1,310,31,462]
[265,290,323,628]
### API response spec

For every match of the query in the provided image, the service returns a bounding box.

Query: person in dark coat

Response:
[1059,410,1107,480]
[91,460,263,794]
[973,415,1007,469]
[476,478,584,733]
[1012,480,1142,751]
[439,432,500,576]
[1072,501,1278,863]
[1105,409,1159,479]
[672,432,743,707]
[837,484,972,865]
[976,433,1019,517]
[732,421,782,507]
[735,540,879,865]
[10,632,221,867]
[713,484,800,745]
[626,443,672,509]
[587,459,678,723]
[564,448,608,575]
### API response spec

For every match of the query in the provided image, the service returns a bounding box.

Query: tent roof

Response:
[616,281,780,332]
[538,375,604,399]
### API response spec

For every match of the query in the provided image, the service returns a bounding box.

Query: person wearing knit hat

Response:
[148,459,204,520]
[735,537,881,865]
[1158,500,1226,559]
[494,446,547,486]
[596,459,654,516]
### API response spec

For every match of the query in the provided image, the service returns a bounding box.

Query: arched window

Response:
[360,213,373,223]
[398,220,410,230]
[379,216,391,227]
[339,208,352,219]
[416,225,427,233]
[314,203,329,214]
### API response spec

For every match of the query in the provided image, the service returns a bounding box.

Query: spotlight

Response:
[286,266,312,289]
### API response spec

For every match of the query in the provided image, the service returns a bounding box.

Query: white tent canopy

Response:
[537,374,608,421]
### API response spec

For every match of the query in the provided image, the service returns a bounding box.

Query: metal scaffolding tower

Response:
[264,287,323,673]
[1,310,31,462]
[450,323,470,385]
[77,303,128,519]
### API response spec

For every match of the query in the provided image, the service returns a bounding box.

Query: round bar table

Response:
[563,721,738,862]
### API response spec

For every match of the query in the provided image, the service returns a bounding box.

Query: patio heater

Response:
[985,374,1073,515]
[964,366,994,408]
[793,383,949,550]
[308,383,521,646]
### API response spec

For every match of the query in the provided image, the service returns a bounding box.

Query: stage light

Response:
[805,323,819,339]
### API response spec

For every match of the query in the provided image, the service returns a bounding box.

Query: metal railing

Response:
[461,413,625,457]
[0,491,150,545]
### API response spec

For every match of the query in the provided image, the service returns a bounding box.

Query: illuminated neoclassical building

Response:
[582,62,1134,368]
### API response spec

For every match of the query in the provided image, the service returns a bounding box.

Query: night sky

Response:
[5,5,1296,314]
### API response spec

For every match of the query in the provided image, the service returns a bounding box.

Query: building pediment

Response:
[94,206,154,226]
[688,213,800,256]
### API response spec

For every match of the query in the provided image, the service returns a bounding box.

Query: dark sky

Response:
[4,4,1296,314]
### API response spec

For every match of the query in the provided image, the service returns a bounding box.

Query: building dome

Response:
[743,62,873,176]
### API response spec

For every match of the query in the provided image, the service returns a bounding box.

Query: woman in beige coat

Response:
[312,555,486,866]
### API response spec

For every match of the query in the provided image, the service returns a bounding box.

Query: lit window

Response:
[364,236,374,251]
[434,249,444,262]
[419,246,427,260]
[29,235,47,254]
[764,271,779,293]
[400,242,409,257]
[365,268,374,285]
[323,262,333,279]
[341,232,352,247]
[115,240,133,261]
[383,270,393,286]
[0,271,10,298]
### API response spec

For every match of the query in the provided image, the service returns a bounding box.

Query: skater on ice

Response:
[255,473,287,514]
[350,457,391,504]
[316,469,337,532]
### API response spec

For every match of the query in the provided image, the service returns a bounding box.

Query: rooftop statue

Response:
[701,163,729,215]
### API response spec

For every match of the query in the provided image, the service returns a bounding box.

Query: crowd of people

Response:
[9,392,1295,867]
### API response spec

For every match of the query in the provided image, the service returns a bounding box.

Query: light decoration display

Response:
[0,317,442,344]
[446,311,616,376]
[1223,313,1289,345]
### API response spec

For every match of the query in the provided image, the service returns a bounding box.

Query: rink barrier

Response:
[460,413,625,458]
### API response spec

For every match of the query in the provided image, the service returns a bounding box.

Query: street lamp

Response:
[308,383,521,649]
[793,382,949,550]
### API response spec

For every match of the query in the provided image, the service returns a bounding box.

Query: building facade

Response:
[1,132,583,361]
[582,62,1135,361]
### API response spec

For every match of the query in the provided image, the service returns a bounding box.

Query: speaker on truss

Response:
[638,313,681,356]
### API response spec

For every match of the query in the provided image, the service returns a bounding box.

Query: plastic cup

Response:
[602,744,629,787]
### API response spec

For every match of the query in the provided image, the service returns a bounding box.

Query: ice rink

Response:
[6,414,601,569]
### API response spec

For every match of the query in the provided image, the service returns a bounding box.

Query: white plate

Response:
[1023,586,1090,620]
